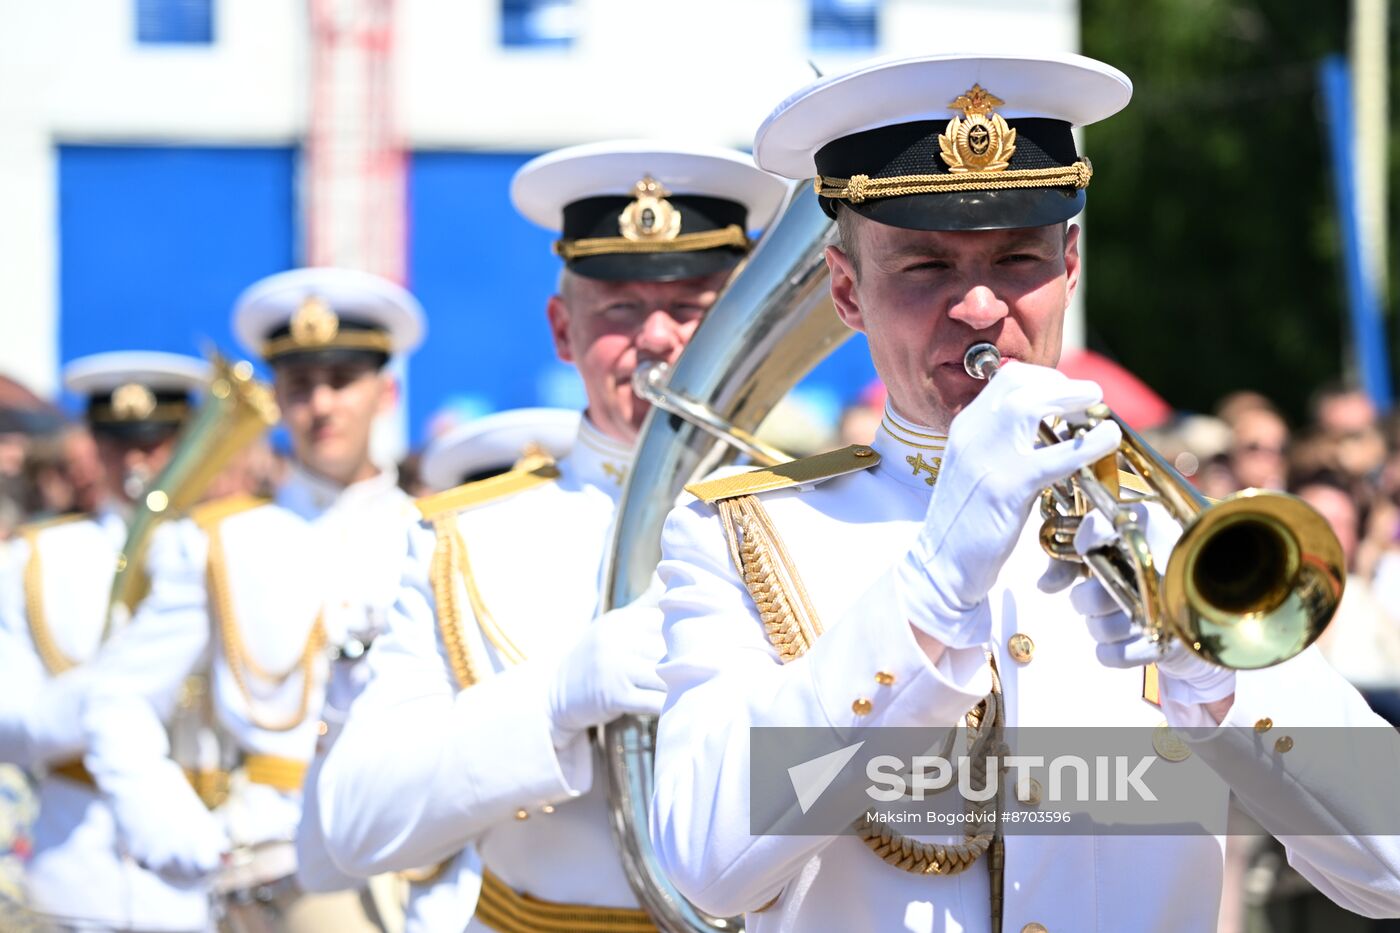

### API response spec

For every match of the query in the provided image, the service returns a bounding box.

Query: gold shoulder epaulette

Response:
[189,494,270,531]
[415,457,560,521]
[17,512,88,537]
[686,445,881,505]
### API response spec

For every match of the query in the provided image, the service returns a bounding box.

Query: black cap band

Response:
[556,193,752,282]
[815,116,1089,231]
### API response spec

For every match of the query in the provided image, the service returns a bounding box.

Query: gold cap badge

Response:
[289,296,339,347]
[110,383,157,421]
[618,176,683,242]
[938,83,1017,174]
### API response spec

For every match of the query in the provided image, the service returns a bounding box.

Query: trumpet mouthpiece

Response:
[964,343,1002,380]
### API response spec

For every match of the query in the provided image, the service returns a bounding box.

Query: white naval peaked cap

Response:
[512,140,789,232]
[232,267,426,364]
[754,52,1132,232]
[421,408,581,492]
[63,351,210,396]
[511,140,790,282]
[754,51,1133,179]
[63,350,210,437]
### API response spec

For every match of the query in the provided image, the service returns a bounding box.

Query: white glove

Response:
[1069,508,1235,705]
[104,757,229,884]
[895,362,1121,648]
[547,602,667,748]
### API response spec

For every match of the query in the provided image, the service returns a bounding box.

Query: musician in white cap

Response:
[650,52,1400,932]
[419,408,580,492]
[76,268,425,931]
[316,141,786,932]
[0,351,209,930]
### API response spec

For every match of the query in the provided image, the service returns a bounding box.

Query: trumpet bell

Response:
[1163,489,1345,670]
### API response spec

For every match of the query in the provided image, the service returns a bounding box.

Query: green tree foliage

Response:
[1081,0,1361,420]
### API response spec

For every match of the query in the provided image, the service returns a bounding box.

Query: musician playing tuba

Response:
[0,351,210,931]
[649,52,1400,933]
[76,268,424,932]
[315,141,785,933]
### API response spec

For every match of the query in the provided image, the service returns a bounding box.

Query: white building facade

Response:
[0,0,1080,439]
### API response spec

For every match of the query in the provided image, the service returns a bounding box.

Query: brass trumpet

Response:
[963,342,1344,670]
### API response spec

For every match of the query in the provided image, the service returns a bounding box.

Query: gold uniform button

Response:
[1275,736,1294,754]
[1254,717,1273,733]
[514,809,529,821]
[874,670,896,686]
[316,720,329,737]
[852,698,873,716]
[1017,777,1043,807]
[853,446,875,458]
[1007,633,1035,664]
[541,804,556,815]
[1152,721,1191,762]
[1022,923,1049,933]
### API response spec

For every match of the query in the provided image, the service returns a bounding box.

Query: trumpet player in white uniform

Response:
[0,351,208,931]
[77,268,425,932]
[316,141,786,932]
[650,52,1400,933]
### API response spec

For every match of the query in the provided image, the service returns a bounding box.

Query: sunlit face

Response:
[546,269,730,442]
[826,213,1080,431]
[273,358,394,486]
[1296,483,1358,569]
[95,431,178,504]
[1229,408,1288,491]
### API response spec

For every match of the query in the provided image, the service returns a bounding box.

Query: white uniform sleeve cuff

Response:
[803,568,991,733]
[447,662,592,810]
[894,549,993,650]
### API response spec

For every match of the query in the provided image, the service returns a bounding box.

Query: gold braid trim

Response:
[716,493,998,879]
[86,402,190,424]
[20,520,85,675]
[261,330,393,361]
[554,224,750,261]
[429,514,482,691]
[476,867,658,933]
[243,753,308,792]
[816,159,1092,204]
[202,514,326,732]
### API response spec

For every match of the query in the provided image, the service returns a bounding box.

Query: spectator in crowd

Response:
[1214,389,1276,428]
[1294,471,1400,721]
[1311,383,1387,485]
[1227,403,1289,491]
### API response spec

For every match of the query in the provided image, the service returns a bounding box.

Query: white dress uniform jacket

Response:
[652,407,1400,933]
[79,466,413,902]
[319,418,641,929]
[0,508,213,931]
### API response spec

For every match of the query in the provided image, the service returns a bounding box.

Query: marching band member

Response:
[0,351,209,930]
[650,52,1400,932]
[301,405,579,933]
[77,268,423,931]
[317,141,786,932]
[418,408,579,492]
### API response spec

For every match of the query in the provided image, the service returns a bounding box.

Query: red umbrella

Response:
[1057,350,1173,431]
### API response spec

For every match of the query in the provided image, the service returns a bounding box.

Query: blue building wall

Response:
[58,144,876,445]
[57,144,298,409]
